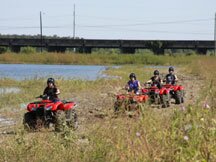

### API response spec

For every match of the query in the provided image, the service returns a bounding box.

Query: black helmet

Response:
[129,73,136,79]
[154,70,159,75]
[47,78,55,84]
[169,67,174,72]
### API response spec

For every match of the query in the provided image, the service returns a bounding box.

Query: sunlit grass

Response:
[0,52,199,65]
[0,57,216,161]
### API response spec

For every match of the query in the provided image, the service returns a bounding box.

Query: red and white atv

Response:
[114,91,149,113]
[23,95,78,132]
[163,84,184,104]
[142,83,170,108]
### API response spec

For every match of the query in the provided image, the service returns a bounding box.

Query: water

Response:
[0,87,21,94]
[144,65,175,69]
[0,116,15,126]
[0,64,110,80]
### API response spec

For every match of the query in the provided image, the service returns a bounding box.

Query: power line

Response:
[77,18,214,28]
[0,15,37,22]
[77,27,213,36]
[73,4,76,38]
[40,11,43,53]
[0,14,213,23]
[0,26,212,35]
[0,16,213,37]
[0,17,213,29]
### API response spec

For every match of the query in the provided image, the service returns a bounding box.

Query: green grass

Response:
[0,52,200,65]
[0,57,216,161]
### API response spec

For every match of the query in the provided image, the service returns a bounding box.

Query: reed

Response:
[0,52,199,65]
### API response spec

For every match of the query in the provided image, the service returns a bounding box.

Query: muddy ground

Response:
[74,73,204,134]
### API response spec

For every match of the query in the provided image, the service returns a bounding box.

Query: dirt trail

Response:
[73,72,204,134]
[177,73,203,105]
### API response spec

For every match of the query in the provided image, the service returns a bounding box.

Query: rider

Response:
[146,70,162,89]
[164,67,178,85]
[43,78,60,101]
[125,73,141,94]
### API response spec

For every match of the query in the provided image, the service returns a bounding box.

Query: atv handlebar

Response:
[36,95,44,98]
[36,95,49,100]
[143,82,152,88]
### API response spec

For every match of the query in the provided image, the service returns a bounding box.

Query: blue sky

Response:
[1,0,216,40]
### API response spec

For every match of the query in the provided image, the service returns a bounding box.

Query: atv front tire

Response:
[175,91,182,104]
[161,94,169,108]
[55,110,67,132]
[66,109,78,130]
[23,112,36,130]
[181,90,184,103]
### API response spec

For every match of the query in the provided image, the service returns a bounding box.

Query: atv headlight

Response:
[32,108,37,111]
[46,106,52,111]
[73,104,77,108]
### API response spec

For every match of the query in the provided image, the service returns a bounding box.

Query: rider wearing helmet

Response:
[164,67,178,85]
[125,73,141,94]
[43,78,60,101]
[146,70,162,88]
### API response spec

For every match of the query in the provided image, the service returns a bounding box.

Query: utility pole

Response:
[40,11,43,53]
[73,4,76,52]
[214,12,216,56]
[73,4,76,39]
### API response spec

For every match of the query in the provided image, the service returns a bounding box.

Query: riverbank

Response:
[0,52,200,65]
[0,64,110,80]
[0,58,215,161]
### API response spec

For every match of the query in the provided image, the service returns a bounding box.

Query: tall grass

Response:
[187,57,216,107]
[0,57,216,161]
[0,52,199,65]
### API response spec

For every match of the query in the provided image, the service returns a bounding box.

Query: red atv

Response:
[163,84,184,104]
[142,83,170,108]
[23,95,78,132]
[114,91,149,113]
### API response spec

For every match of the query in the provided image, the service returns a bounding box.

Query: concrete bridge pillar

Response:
[47,46,66,53]
[78,47,92,54]
[197,48,207,55]
[10,46,21,53]
[152,48,165,55]
[120,47,135,54]
[84,47,92,53]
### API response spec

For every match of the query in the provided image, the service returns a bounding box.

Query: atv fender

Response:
[64,102,77,110]
[178,85,184,91]
[159,88,169,95]
[53,102,64,111]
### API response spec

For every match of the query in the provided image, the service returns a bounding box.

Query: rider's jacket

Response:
[43,87,59,100]
[150,76,162,88]
[165,74,177,85]
[127,80,139,93]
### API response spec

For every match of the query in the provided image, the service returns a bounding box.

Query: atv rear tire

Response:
[66,109,78,130]
[155,94,161,105]
[181,97,184,103]
[35,117,44,130]
[175,91,182,104]
[114,101,120,112]
[161,94,169,108]
[181,90,184,103]
[23,112,36,130]
[55,110,67,132]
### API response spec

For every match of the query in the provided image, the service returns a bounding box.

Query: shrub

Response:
[0,46,8,54]
[20,47,36,54]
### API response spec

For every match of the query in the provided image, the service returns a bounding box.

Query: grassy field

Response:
[0,52,199,65]
[0,56,215,161]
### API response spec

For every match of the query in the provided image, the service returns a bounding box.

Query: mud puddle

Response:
[0,87,21,94]
[0,116,16,127]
